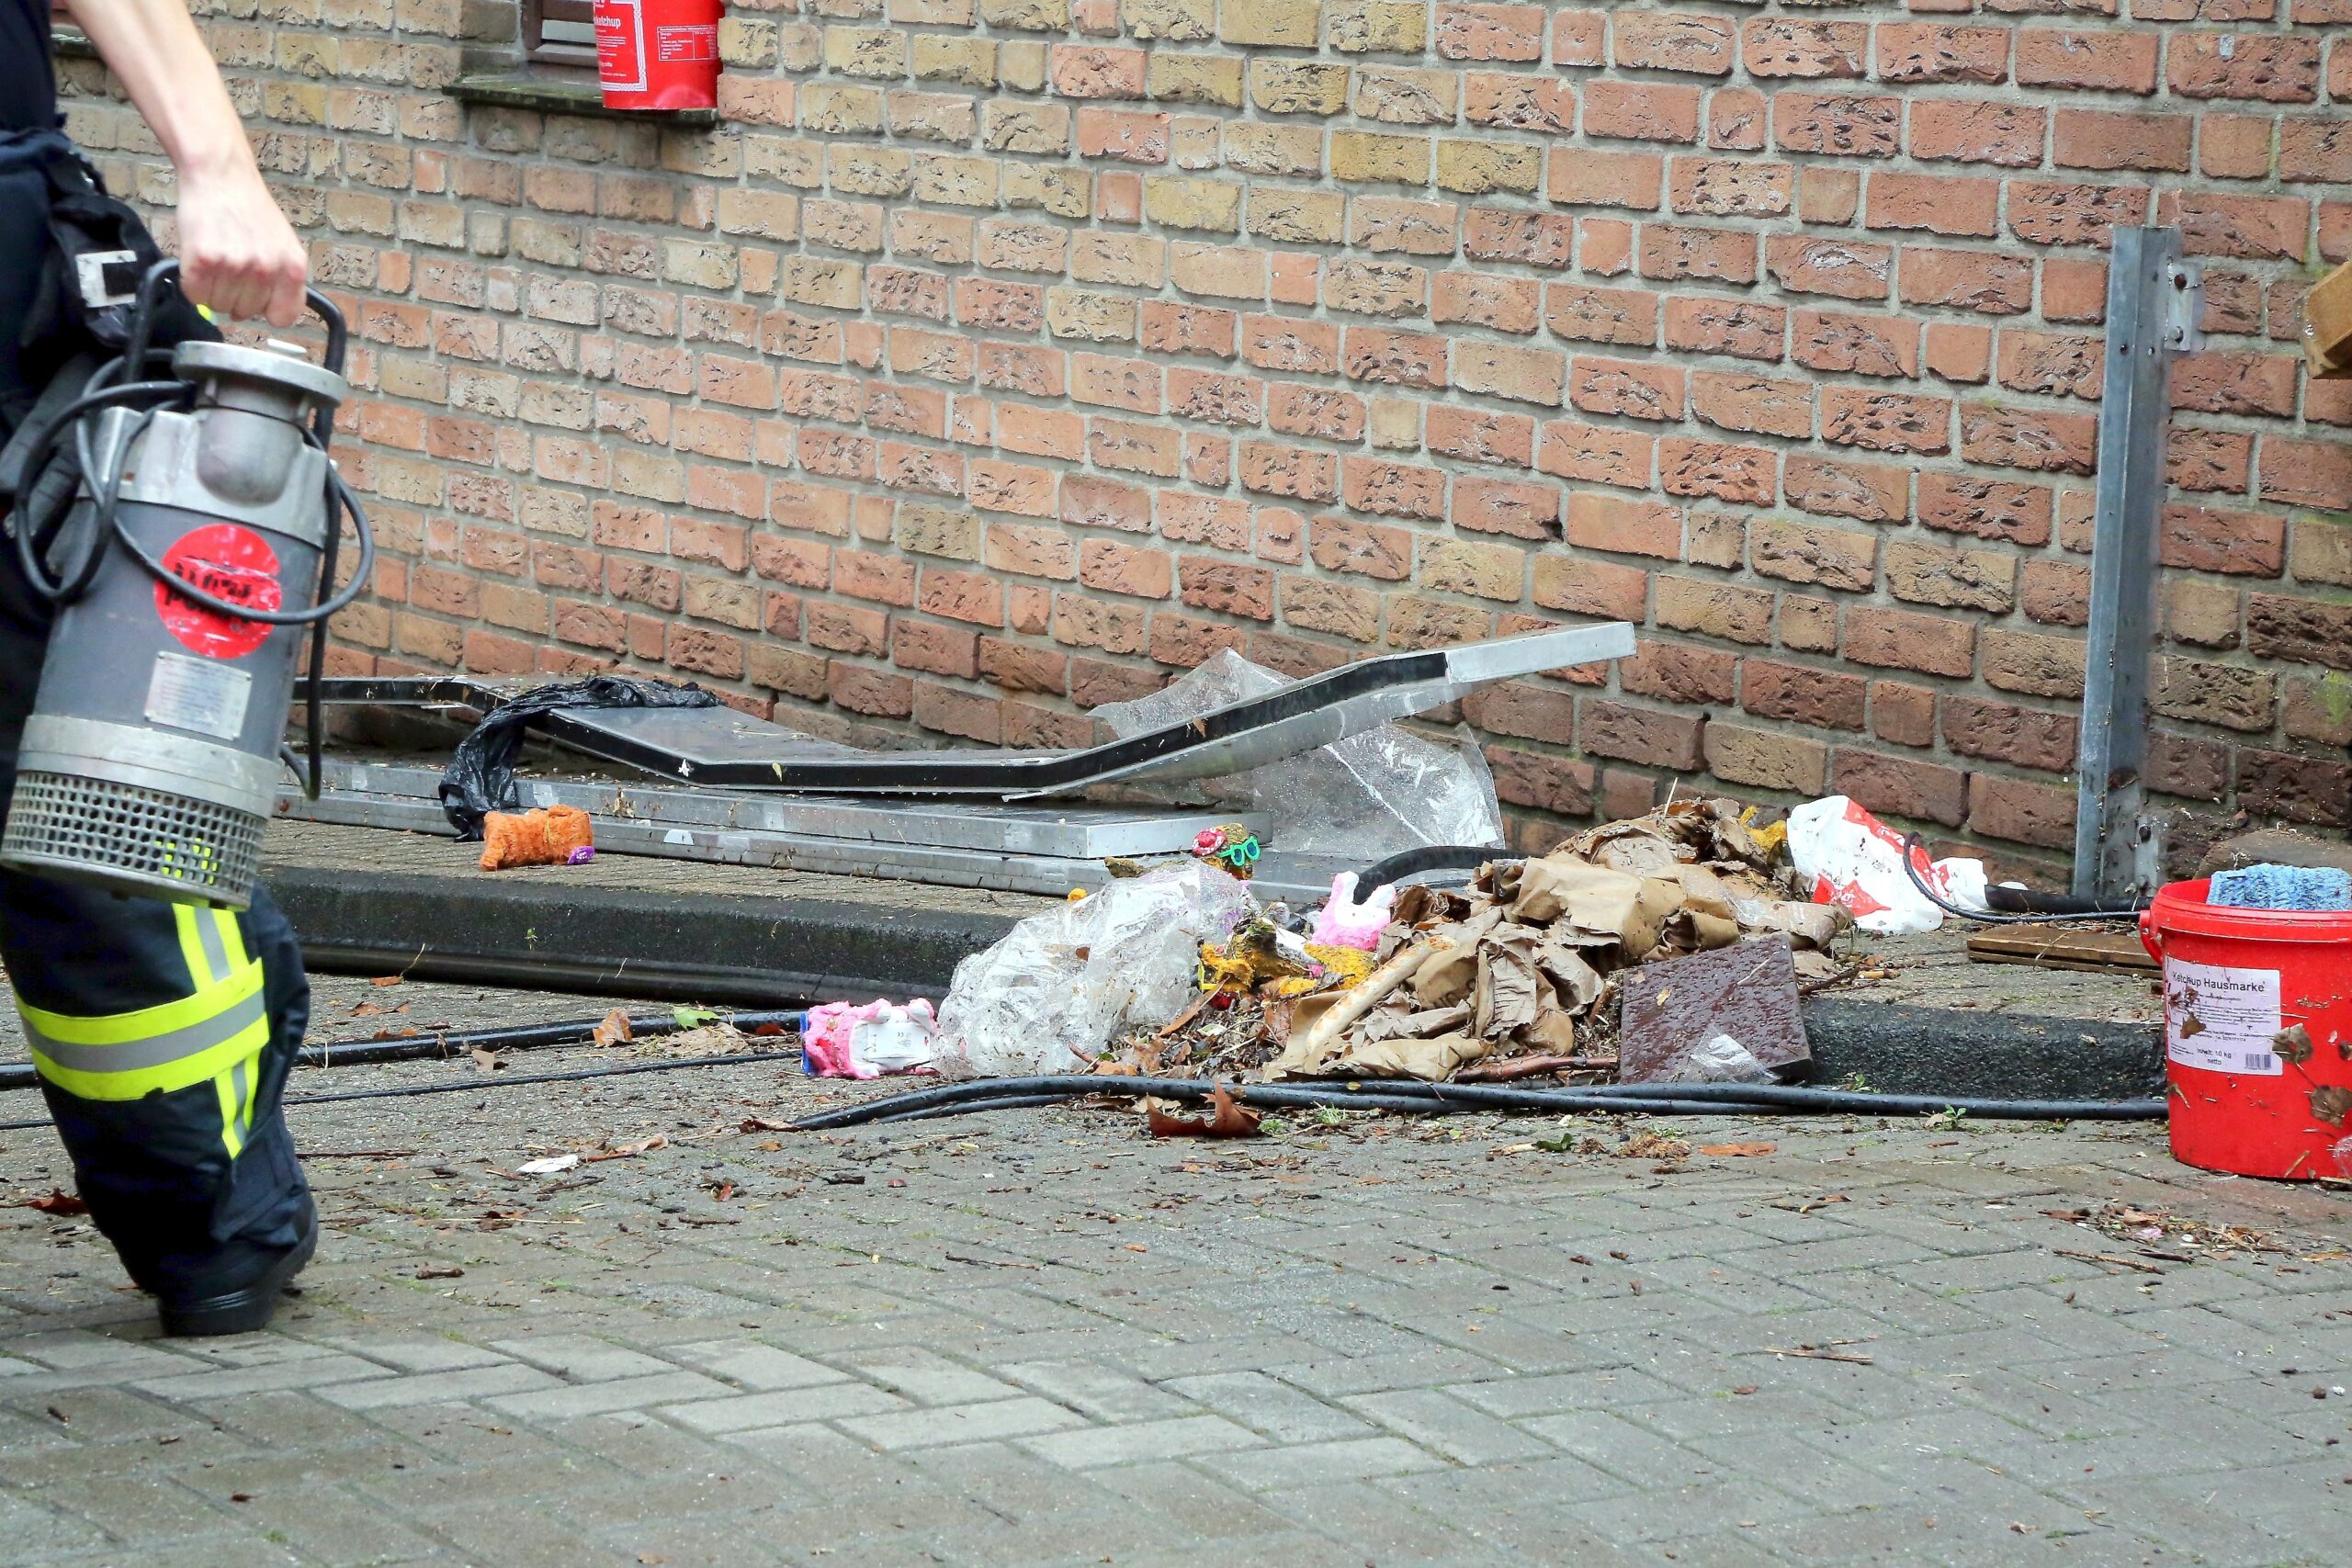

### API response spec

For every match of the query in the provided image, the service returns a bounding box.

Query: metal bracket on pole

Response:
[2075,228,2200,903]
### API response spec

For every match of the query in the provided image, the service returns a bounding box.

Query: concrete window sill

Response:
[448,70,718,127]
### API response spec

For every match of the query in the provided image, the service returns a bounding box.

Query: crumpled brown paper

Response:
[1272,795,1846,1081]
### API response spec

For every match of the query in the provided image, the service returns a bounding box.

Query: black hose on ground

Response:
[0,1047,809,1134]
[790,1074,2167,1131]
[296,1008,807,1070]
[0,1007,808,1095]
[1899,833,2146,925]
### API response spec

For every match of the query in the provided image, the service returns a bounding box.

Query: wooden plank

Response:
[1966,925,2156,975]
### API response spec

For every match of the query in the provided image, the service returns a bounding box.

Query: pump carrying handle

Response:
[121,260,348,381]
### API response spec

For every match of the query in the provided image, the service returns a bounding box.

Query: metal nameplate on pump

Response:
[144,651,252,741]
[74,250,141,309]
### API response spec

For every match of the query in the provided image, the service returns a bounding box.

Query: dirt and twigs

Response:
[1096,796,1849,1100]
[2043,1201,2292,1264]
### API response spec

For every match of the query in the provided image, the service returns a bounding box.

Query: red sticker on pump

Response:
[155,525,280,660]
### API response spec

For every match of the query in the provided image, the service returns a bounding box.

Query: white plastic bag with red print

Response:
[1786,795,1989,936]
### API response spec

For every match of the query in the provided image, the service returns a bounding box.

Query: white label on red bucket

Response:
[2164,958,2285,1076]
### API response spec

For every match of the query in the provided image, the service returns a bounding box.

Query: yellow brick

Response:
[777,21,822,71]
[798,82,885,136]
[1248,188,1345,244]
[718,17,778,67]
[1145,175,1243,233]
[716,187,800,241]
[912,35,996,86]
[779,256,863,310]
[662,239,739,290]
[1328,0,1425,52]
[999,40,1049,91]
[748,135,826,188]
[1354,67,1455,125]
[261,81,327,126]
[822,27,907,79]
[1329,130,1430,186]
[1172,116,1221,169]
[984,101,1072,156]
[1222,0,1319,47]
[1046,288,1139,343]
[978,0,1069,29]
[912,153,1000,208]
[1224,121,1323,176]
[1004,164,1092,219]
[1435,140,1541,195]
[897,504,982,561]
[1149,53,1245,107]
[1124,0,1215,39]
[1250,61,1350,117]
[826,144,912,197]
[1369,397,1420,450]
[1419,536,1524,601]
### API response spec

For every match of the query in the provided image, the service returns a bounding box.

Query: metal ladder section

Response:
[313,621,1634,799]
[278,761,1363,902]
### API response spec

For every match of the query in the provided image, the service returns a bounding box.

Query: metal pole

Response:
[2075,227,2199,903]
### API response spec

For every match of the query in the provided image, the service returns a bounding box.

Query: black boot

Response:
[154,1199,317,1337]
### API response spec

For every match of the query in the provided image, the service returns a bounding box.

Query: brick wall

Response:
[58,3,2352,874]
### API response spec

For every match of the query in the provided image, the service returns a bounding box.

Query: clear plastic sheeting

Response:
[933,861,1258,1077]
[1091,649,1504,859]
[1655,1032,1776,1085]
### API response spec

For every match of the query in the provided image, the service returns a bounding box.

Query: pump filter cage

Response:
[0,771,265,908]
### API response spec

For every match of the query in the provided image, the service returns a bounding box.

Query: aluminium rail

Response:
[312,621,1635,799]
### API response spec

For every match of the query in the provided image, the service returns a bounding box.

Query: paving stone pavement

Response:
[0,1037,2346,1567]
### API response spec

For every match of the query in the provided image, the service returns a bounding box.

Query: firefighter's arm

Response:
[68,0,309,327]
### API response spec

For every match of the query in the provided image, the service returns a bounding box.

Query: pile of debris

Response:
[1091,797,1846,1087]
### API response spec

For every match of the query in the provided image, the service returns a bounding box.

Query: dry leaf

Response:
[469,1047,503,1073]
[1700,1143,1777,1157]
[593,1009,634,1048]
[370,976,404,987]
[584,1134,667,1162]
[1146,1085,1262,1139]
[21,1189,85,1216]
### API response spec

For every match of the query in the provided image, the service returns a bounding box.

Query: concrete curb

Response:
[266,864,1021,1009]
[267,865,2163,1103]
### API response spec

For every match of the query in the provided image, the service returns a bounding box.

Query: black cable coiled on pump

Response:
[9,262,373,799]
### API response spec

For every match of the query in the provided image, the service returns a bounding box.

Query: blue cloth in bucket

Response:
[2208,864,2352,911]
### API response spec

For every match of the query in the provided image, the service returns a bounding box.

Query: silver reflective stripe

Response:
[22,989,267,1077]
[229,1059,252,1133]
[195,913,231,985]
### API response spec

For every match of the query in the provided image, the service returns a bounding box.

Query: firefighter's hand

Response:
[175,164,310,328]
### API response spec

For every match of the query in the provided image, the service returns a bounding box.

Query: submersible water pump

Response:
[0,261,371,908]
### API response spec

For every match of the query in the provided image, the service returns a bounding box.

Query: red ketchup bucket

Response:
[595,0,721,112]
[2141,878,2352,1179]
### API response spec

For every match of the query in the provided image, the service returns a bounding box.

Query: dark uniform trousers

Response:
[0,143,311,1295]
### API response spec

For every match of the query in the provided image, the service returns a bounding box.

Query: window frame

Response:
[520,0,598,70]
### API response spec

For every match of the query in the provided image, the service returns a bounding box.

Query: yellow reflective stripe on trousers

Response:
[18,960,268,1102]
[214,1070,245,1158]
[174,905,245,988]
[173,905,214,992]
